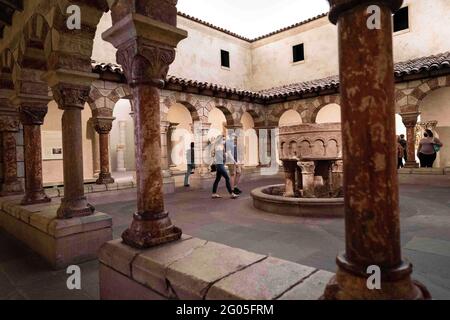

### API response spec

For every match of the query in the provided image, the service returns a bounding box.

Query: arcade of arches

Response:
[0,0,449,301]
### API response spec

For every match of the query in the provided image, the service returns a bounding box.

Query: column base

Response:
[321,255,431,300]
[404,161,419,168]
[57,196,95,219]
[0,181,24,196]
[96,172,115,185]
[21,189,51,205]
[122,213,182,249]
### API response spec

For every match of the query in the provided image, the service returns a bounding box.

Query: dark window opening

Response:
[293,43,305,63]
[393,7,409,32]
[221,50,230,68]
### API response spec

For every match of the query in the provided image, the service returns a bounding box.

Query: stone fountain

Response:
[251,123,345,217]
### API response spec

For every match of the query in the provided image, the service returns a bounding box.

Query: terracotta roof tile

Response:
[91,51,450,103]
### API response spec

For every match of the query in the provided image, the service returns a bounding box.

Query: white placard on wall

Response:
[42,131,63,160]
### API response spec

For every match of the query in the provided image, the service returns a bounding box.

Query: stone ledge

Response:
[99,236,333,300]
[43,181,137,199]
[398,168,447,175]
[0,196,113,269]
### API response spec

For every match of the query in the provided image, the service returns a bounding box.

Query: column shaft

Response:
[95,118,115,184]
[401,113,420,168]
[0,129,23,196]
[324,0,429,299]
[19,105,50,205]
[22,124,49,204]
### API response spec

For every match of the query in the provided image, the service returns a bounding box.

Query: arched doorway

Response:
[241,112,258,166]
[419,87,450,168]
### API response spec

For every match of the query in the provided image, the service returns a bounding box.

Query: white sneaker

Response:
[231,193,239,199]
[212,194,222,199]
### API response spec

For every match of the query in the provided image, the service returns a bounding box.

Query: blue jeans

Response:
[184,164,195,186]
[212,164,233,194]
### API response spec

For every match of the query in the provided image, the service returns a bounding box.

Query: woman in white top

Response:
[417,129,443,168]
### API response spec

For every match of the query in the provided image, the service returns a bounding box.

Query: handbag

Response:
[210,164,217,172]
[433,144,441,153]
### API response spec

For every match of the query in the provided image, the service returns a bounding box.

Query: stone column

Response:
[116,121,127,172]
[331,160,344,195]
[401,112,420,168]
[282,159,297,197]
[193,121,212,176]
[255,126,275,167]
[298,161,315,198]
[103,8,187,248]
[168,122,179,171]
[47,78,97,219]
[161,121,175,194]
[323,0,429,299]
[160,121,171,178]
[94,117,115,184]
[0,115,23,196]
[18,104,51,205]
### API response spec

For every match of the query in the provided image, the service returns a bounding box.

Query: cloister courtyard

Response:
[1,0,450,302]
[1,174,450,300]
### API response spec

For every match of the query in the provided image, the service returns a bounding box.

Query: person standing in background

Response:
[418,129,443,168]
[184,142,195,187]
[399,134,407,163]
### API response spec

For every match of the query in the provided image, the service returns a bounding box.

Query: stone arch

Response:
[314,103,341,124]
[299,140,312,157]
[216,105,237,126]
[16,14,50,71]
[279,109,303,127]
[177,101,201,123]
[407,76,450,113]
[311,95,341,123]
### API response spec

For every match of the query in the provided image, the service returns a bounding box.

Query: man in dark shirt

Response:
[184,142,195,187]
[399,134,407,162]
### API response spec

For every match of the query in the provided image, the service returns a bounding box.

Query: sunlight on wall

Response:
[316,103,341,123]
[279,110,303,127]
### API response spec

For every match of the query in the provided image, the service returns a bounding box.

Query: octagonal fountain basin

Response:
[251,184,344,218]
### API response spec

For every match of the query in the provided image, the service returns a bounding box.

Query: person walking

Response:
[211,135,239,199]
[399,134,408,163]
[184,142,195,187]
[226,133,243,194]
[397,136,405,169]
[417,129,443,168]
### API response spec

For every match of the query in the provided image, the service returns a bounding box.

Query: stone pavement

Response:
[0,174,449,300]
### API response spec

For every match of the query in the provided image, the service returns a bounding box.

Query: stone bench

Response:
[0,195,112,269]
[398,168,450,175]
[99,235,334,300]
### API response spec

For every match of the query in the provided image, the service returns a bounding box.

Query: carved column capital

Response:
[327,0,404,24]
[0,115,20,132]
[102,14,187,87]
[51,83,91,110]
[401,112,420,128]
[298,161,315,174]
[94,117,115,134]
[160,120,171,134]
[19,105,49,126]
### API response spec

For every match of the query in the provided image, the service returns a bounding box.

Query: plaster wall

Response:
[42,101,95,184]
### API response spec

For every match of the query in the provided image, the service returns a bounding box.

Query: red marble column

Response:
[19,105,50,205]
[323,0,429,299]
[94,117,115,184]
[103,4,187,248]
[401,112,420,168]
[0,116,23,196]
[52,84,94,219]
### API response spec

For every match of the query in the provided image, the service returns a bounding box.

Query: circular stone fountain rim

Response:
[251,184,344,204]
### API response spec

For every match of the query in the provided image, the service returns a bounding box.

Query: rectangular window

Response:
[293,43,305,63]
[221,50,230,68]
[393,7,409,32]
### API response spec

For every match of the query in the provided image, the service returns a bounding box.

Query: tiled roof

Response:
[91,51,450,103]
[394,52,450,77]
[259,52,450,98]
[177,11,328,43]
